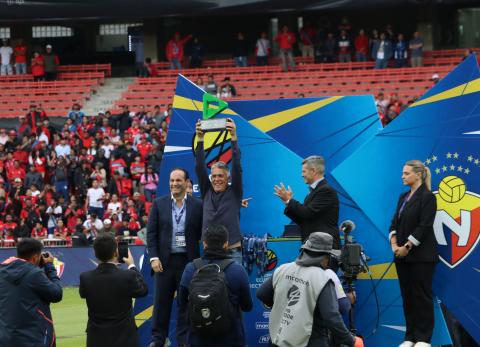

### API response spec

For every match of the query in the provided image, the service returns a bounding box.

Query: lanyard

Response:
[398,191,414,217]
[172,201,186,226]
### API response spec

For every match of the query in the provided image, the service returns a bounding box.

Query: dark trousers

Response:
[395,260,436,343]
[152,253,189,345]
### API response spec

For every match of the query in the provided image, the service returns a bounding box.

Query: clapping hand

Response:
[274,183,293,204]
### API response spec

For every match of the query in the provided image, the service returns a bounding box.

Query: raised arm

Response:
[227,118,243,199]
[194,120,211,198]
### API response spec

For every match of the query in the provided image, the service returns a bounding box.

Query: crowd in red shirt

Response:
[0,103,171,247]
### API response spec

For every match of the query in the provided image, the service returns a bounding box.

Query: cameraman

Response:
[256,232,363,347]
[0,238,63,346]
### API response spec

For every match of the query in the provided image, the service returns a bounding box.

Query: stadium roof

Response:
[1,0,478,21]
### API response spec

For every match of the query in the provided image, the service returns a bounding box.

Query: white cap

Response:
[104,219,112,225]
[432,73,439,80]
[46,44,52,49]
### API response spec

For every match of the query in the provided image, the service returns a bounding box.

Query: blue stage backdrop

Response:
[134,75,452,347]
[332,54,480,343]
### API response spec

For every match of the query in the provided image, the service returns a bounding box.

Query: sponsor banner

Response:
[0,246,146,286]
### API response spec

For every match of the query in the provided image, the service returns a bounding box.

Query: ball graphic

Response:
[438,176,466,203]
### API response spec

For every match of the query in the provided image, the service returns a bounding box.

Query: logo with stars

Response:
[427,152,480,268]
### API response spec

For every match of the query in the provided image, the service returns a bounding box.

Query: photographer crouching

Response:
[0,238,63,347]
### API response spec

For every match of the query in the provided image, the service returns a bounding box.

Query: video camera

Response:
[338,220,368,285]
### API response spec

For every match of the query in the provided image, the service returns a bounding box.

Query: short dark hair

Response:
[204,225,228,250]
[93,234,117,262]
[17,238,43,260]
[171,167,189,180]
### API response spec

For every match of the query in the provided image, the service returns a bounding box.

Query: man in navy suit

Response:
[274,155,340,248]
[147,168,203,347]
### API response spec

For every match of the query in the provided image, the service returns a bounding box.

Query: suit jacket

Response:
[79,263,148,347]
[285,179,340,248]
[147,195,203,267]
[390,184,438,262]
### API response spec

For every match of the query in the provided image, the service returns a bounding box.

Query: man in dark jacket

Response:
[79,233,148,347]
[0,238,63,347]
[274,155,340,248]
[147,168,203,347]
[195,118,244,263]
[177,224,253,347]
[24,165,44,191]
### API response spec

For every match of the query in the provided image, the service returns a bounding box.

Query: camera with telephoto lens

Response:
[200,118,227,132]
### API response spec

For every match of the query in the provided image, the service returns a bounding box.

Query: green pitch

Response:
[51,287,87,347]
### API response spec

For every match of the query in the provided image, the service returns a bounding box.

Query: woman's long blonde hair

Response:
[406,160,431,191]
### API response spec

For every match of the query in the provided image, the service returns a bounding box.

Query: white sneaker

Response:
[414,343,431,347]
[398,342,415,347]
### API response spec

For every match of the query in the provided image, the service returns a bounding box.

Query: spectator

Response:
[255,31,270,66]
[337,30,352,63]
[233,32,248,67]
[195,77,204,89]
[72,224,89,246]
[375,91,390,114]
[354,29,369,62]
[13,38,27,75]
[55,135,72,157]
[323,32,337,63]
[46,198,62,235]
[24,165,43,191]
[166,32,192,70]
[144,57,158,77]
[31,221,47,239]
[177,224,253,347]
[372,33,392,69]
[31,51,45,81]
[409,31,424,67]
[385,104,399,125]
[67,103,85,126]
[218,77,237,98]
[0,238,62,347]
[140,165,158,202]
[43,44,59,81]
[394,33,408,68]
[431,73,440,85]
[370,29,380,57]
[188,37,204,68]
[204,74,218,95]
[299,23,316,58]
[0,39,13,76]
[83,213,104,241]
[275,25,296,72]
[462,48,474,61]
[85,179,106,219]
[79,234,148,347]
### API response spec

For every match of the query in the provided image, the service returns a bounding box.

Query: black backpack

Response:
[188,258,235,336]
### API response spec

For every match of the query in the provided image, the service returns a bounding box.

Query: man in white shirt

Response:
[256,31,270,66]
[55,137,71,158]
[0,40,13,76]
[85,180,106,220]
[83,213,104,242]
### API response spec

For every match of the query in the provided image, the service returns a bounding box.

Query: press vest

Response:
[270,262,330,347]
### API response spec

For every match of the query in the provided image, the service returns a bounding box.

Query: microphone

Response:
[340,220,356,233]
